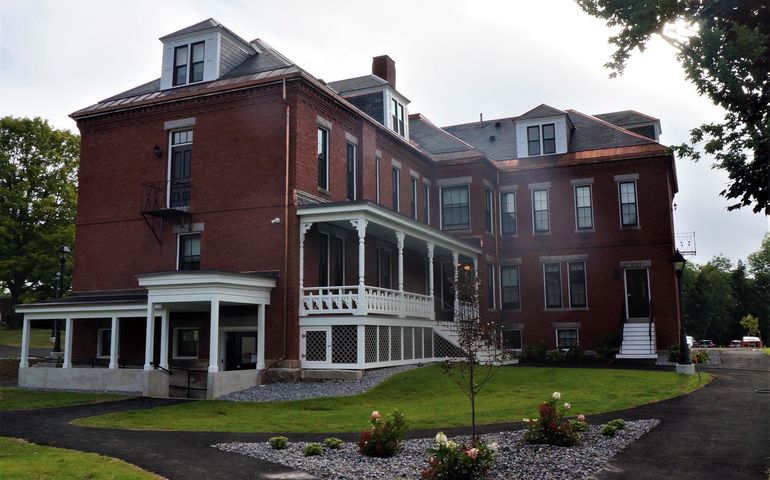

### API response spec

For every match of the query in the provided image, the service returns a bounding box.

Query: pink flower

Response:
[370,410,381,421]
[466,447,479,459]
[578,414,586,422]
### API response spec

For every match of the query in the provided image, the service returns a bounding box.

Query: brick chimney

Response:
[372,55,396,89]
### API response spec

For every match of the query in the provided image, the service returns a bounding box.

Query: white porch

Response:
[297,201,482,369]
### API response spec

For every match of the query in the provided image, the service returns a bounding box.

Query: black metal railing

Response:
[140,180,191,213]
[168,366,207,399]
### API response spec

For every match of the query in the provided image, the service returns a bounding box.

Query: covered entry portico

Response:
[16,272,276,398]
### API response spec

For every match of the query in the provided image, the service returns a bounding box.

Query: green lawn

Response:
[0,387,130,411]
[0,326,53,349]
[762,347,770,356]
[0,437,162,479]
[75,365,709,433]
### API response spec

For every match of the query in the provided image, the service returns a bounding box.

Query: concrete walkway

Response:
[1,350,768,479]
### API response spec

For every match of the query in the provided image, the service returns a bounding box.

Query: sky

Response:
[1,0,767,265]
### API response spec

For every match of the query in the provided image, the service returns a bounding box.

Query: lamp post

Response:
[671,250,692,372]
[52,245,71,354]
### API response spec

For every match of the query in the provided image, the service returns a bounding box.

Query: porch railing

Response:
[301,285,433,320]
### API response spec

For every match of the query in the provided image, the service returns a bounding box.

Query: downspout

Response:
[495,169,502,331]
[282,78,290,359]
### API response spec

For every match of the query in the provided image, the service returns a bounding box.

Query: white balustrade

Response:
[301,285,433,320]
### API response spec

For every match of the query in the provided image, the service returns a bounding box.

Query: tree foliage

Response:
[0,116,79,325]
[739,314,760,337]
[576,0,770,214]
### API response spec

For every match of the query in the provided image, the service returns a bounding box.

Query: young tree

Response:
[747,234,770,341]
[576,0,770,214]
[0,116,79,327]
[441,265,505,440]
[739,314,760,337]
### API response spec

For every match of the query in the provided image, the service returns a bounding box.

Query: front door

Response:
[625,268,651,319]
[224,332,257,370]
[170,130,192,208]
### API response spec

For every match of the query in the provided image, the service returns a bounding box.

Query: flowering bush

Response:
[692,350,709,364]
[420,432,496,480]
[569,414,588,433]
[522,392,579,447]
[357,409,407,458]
[268,436,288,450]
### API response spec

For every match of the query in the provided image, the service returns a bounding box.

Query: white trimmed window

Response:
[500,265,520,310]
[173,41,205,86]
[619,181,639,227]
[177,233,201,271]
[484,189,493,234]
[441,185,470,230]
[391,166,400,212]
[487,264,496,311]
[574,185,594,230]
[556,329,578,348]
[346,142,356,201]
[423,184,430,225]
[375,156,381,203]
[500,191,517,235]
[317,127,329,191]
[173,328,199,359]
[568,261,587,308]
[527,123,556,156]
[544,262,562,309]
[532,189,550,234]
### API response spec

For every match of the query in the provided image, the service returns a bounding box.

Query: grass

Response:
[74,365,709,433]
[762,347,770,356]
[0,437,162,479]
[0,326,54,349]
[0,387,129,411]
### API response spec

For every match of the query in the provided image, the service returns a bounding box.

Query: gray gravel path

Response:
[216,420,659,480]
[218,365,419,401]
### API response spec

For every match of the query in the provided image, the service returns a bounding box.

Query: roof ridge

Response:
[411,113,479,151]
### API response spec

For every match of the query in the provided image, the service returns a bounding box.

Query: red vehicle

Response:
[699,340,715,348]
[729,340,742,348]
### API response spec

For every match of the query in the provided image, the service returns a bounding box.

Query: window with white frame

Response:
[423,184,430,225]
[178,234,201,270]
[317,127,329,191]
[410,177,418,219]
[544,262,562,308]
[174,327,199,358]
[487,264,496,311]
[556,329,578,348]
[542,124,556,154]
[574,185,594,230]
[391,166,400,212]
[502,329,522,350]
[619,181,639,227]
[532,189,550,234]
[346,142,356,200]
[173,41,205,86]
[375,156,381,203]
[527,124,556,156]
[441,185,470,230]
[97,328,111,358]
[500,191,517,235]
[500,264,520,310]
[377,248,392,289]
[484,189,493,234]
[568,261,587,308]
[391,98,406,136]
[527,125,540,156]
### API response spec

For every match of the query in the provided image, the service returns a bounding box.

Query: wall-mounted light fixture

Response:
[153,145,163,158]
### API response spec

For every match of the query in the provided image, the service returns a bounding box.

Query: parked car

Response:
[742,336,763,348]
[699,339,715,348]
[729,340,742,348]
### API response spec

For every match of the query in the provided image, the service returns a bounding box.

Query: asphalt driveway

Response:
[1,350,768,480]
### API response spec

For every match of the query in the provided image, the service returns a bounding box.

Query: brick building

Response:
[17,19,681,398]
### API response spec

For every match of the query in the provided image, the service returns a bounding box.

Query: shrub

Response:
[569,414,588,433]
[523,392,579,447]
[420,432,496,480]
[566,345,585,362]
[521,344,549,362]
[323,437,343,450]
[607,418,625,429]
[545,349,567,363]
[668,344,681,362]
[692,350,709,364]
[358,409,407,458]
[602,425,618,437]
[268,436,288,450]
[303,443,324,456]
[596,344,619,363]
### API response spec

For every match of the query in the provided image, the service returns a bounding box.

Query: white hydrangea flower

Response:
[552,392,561,400]
[489,442,499,451]
[522,418,530,423]
[446,440,457,449]
[564,402,571,409]
[435,432,448,445]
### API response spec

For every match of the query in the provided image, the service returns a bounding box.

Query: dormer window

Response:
[527,124,556,156]
[173,42,205,86]
[391,98,405,136]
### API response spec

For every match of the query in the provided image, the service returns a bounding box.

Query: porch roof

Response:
[297,200,482,256]
[136,270,277,306]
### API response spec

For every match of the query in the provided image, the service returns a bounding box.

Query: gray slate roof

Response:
[567,110,654,151]
[594,110,658,126]
[516,104,567,121]
[444,117,519,160]
[408,115,475,155]
[327,75,388,94]
[160,18,221,39]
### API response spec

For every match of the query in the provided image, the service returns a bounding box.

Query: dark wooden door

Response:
[625,268,650,318]
[170,143,191,208]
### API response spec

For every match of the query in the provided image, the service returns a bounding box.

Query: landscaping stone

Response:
[215,419,659,480]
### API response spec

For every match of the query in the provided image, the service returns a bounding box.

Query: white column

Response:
[396,231,405,318]
[160,309,169,370]
[63,318,73,368]
[427,242,435,320]
[208,298,220,373]
[356,325,366,367]
[351,218,367,315]
[299,222,313,315]
[19,317,30,368]
[473,257,479,280]
[452,251,460,321]
[257,304,266,370]
[109,316,119,369]
[144,302,155,370]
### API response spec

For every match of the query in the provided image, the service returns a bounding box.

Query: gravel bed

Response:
[217,364,419,402]
[215,419,659,480]
[656,349,722,367]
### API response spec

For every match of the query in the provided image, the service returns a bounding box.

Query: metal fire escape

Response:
[140,180,191,244]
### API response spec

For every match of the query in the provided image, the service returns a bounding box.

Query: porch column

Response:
[109,316,119,369]
[473,257,479,279]
[396,231,405,318]
[159,308,169,370]
[208,298,220,373]
[257,303,266,370]
[19,317,30,368]
[63,317,73,368]
[452,251,460,321]
[351,218,368,315]
[144,302,155,370]
[299,222,313,314]
[427,242,435,320]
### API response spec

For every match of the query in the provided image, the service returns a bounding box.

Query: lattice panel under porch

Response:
[365,325,377,363]
[403,327,414,360]
[378,326,389,362]
[332,325,357,364]
[305,330,327,362]
[390,326,402,361]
